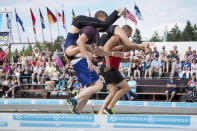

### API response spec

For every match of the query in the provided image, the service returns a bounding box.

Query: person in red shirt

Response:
[98,25,150,114]
[0,48,6,66]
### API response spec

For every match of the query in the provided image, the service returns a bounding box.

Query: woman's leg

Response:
[98,84,117,114]
[107,80,130,110]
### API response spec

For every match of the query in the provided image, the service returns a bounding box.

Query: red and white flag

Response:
[30,8,36,34]
[125,8,137,25]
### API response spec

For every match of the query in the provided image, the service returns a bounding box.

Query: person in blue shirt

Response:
[181,58,191,79]
[165,74,177,102]
[149,55,162,79]
[72,79,82,96]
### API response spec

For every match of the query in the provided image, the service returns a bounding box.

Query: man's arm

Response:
[76,34,95,70]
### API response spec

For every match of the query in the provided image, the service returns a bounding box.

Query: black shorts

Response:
[100,64,124,85]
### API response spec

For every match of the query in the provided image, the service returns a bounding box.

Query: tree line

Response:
[133,20,197,43]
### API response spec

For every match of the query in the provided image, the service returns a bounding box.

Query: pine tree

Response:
[167,24,181,41]
[181,20,194,41]
[26,44,33,56]
[132,28,142,44]
[19,46,25,56]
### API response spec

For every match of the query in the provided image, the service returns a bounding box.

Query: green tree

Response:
[26,44,33,56]
[193,24,197,41]
[167,24,181,41]
[15,48,19,54]
[181,20,194,41]
[19,46,25,56]
[150,31,162,42]
[132,28,142,44]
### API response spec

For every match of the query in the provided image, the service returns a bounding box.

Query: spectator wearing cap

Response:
[152,46,159,58]
[149,54,162,79]
[171,58,182,78]
[181,58,191,79]
[165,74,177,102]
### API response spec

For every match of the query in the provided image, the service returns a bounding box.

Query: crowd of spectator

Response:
[119,45,197,80]
[0,45,197,101]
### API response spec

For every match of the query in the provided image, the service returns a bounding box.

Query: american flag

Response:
[125,8,137,24]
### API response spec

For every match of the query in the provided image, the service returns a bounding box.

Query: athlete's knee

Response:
[108,91,116,98]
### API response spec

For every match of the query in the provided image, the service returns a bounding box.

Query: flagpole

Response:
[34,31,37,43]
[62,5,68,35]
[15,9,22,43]
[16,20,22,43]
[10,12,14,43]
[55,8,60,38]
[39,8,45,42]
[27,36,30,44]
[5,8,14,43]
[49,23,53,43]
[41,25,45,42]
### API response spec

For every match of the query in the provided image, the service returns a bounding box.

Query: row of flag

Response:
[125,1,143,25]
[0,1,143,42]
[1,7,69,35]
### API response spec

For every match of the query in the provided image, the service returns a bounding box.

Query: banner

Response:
[0,32,10,46]
[0,113,197,131]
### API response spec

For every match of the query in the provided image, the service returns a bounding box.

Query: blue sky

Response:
[0,0,197,46]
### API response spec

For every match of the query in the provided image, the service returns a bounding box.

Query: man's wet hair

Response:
[94,10,108,19]
[122,25,133,32]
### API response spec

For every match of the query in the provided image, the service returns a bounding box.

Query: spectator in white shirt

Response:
[149,55,162,79]
[122,76,137,101]
[32,62,42,84]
